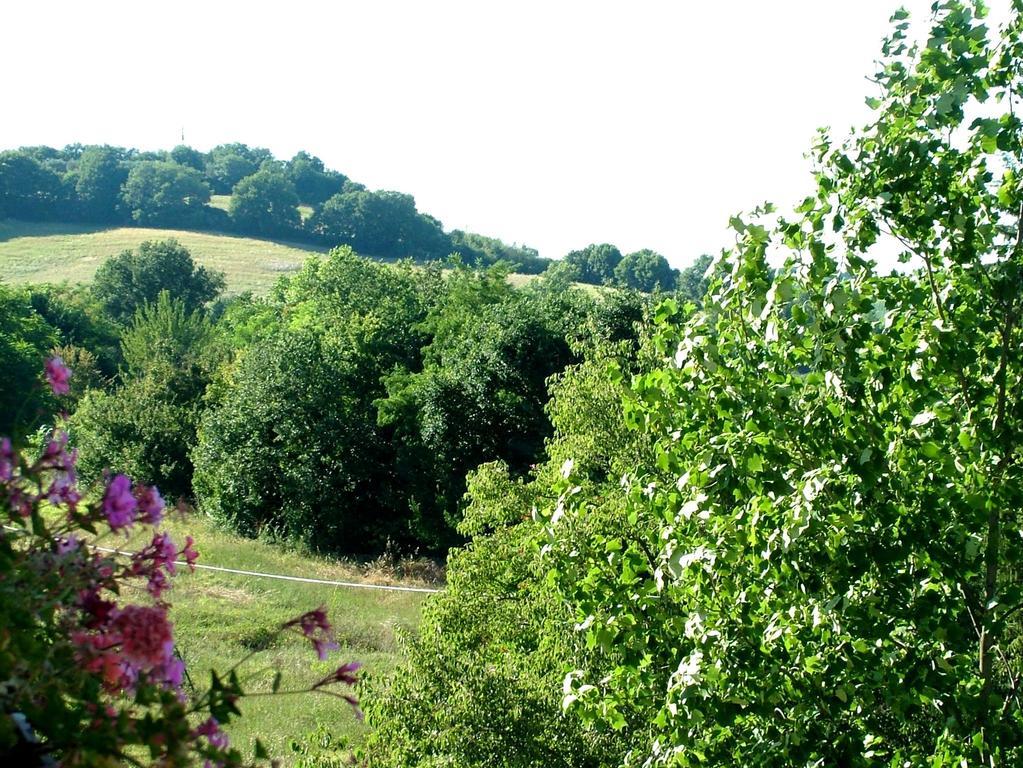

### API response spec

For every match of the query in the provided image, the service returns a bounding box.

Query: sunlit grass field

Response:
[0,219,546,295]
[0,220,325,295]
[102,511,440,760]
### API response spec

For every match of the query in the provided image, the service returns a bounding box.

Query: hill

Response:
[0,219,544,294]
[0,220,328,295]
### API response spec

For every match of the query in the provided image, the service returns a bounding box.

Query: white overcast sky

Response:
[0,0,977,268]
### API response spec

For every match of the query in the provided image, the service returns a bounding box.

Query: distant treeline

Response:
[0,143,696,290]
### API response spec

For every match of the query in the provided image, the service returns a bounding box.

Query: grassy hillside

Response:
[0,220,326,294]
[0,219,544,294]
[113,511,439,759]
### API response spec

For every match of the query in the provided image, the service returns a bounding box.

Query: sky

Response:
[0,0,964,268]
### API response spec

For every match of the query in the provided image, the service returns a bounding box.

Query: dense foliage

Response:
[364,341,650,767]
[192,250,650,553]
[91,238,225,324]
[11,4,1019,765]
[359,3,1023,767]
[545,3,1023,765]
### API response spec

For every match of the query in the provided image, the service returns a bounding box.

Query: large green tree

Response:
[229,168,301,237]
[613,249,677,292]
[0,285,58,437]
[286,150,346,205]
[0,150,65,221]
[550,3,1023,765]
[192,248,431,554]
[73,146,127,222]
[71,292,213,498]
[562,243,623,285]
[120,161,210,226]
[309,189,451,260]
[203,143,273,194]
[91,239,224,324]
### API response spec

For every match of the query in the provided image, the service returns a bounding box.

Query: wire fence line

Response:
[93,544,442,594]
[3,525,442,594]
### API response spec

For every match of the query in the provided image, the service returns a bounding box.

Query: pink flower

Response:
[180,535,199,570]
[125,531,177,597]
[8,486,34,518]
[40,431,76,472]
[161,656,185,689]
[112,605,174,666]
[44,356,72,396]
[146,569,169,598]
[284,606,339,660]
[134,484,164,525]
[102,474,137,530]
[78,589,116,628]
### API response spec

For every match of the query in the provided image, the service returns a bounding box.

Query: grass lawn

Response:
[0,219,558,298]
[102,511,439,761]
[0,220,325,295]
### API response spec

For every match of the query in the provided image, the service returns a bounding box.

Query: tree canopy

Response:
[91,239,225,324]
[228,167,301,237]
[120,161,210,226]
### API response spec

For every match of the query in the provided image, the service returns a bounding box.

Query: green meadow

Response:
[107,512,439,759]
[0,220,325,295]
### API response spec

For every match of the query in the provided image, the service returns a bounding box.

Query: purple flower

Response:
[312,661,362,689]
[40,431,76,472]
[0,437,13,482]
[102,474,137,530]
[46,472,81,512]
[134,484,164,525]
[284,606,339,660]
[161,656,185,689]
[56,535,81,555]
[44,356,72,396]
[312,635,340,661]
[196,717,230,750]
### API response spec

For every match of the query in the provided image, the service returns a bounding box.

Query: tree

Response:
[229,168,301,237]
[204,143,273,193]
[366,342,647,767]
[120,161,210,226]
[91,239,225,324]
[192,327,395,553]
[613,249,677,292]
[675,253,713,304]
[27,284,121,377]
[0,285,58,437]
[286,150,346,205]
[193,248,431,554]
[550,4,1023,765]
[378,275,588,546]
[449,229,551,273]
[74,145,128,222]
[563,243,623,285]
[0,150,64,220]
[309,189,451,260]
[169,143,206,171]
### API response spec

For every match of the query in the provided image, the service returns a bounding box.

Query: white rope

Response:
[92,545,442,594]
